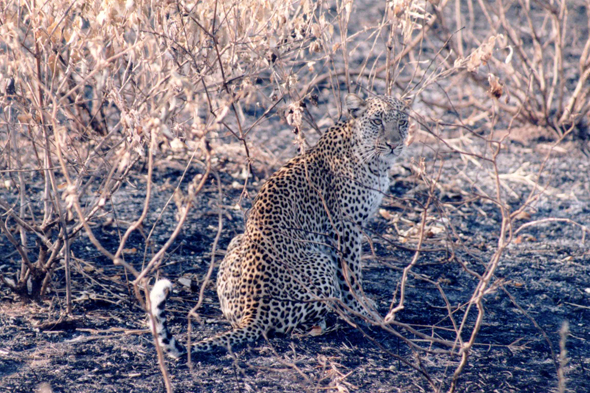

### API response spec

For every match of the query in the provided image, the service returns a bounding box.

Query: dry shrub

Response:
[0,0,329,298]
[419,0,589,137]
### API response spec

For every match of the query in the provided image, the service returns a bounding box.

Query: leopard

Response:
[150,93,410,358]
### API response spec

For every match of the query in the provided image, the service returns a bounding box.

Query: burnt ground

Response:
[1,129,589,393]
[2,0,590,391]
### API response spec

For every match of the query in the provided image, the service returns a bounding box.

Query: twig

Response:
[515,218,589,244]
[188,172,224,371]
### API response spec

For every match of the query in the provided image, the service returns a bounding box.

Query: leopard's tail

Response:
[149,279,187,359]
[149,279,263,359]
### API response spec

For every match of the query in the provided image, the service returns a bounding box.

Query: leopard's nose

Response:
[385,142,397,150]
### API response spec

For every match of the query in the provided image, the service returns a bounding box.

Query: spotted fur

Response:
[150,94,409,358]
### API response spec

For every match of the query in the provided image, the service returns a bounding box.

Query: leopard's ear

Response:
[345,93,367,118]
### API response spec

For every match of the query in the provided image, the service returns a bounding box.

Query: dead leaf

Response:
[513,211,531,221]
[514,234,536,244]
[170,138,186,152]
[309,325,323,336]
[108,275,122,283]
[379,209,394,220]
[178,277,192,288]
[488,74,504,99]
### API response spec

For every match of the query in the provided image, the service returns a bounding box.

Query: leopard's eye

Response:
[370,118,383,126]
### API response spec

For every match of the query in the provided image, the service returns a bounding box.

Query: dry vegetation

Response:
[1,0,589,392]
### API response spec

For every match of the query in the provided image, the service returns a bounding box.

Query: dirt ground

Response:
[1,126,589,392]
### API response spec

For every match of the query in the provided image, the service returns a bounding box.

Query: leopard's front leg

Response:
[331,221,374,317]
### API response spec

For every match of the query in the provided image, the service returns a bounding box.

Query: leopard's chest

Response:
[337,170,389,225]
[364,173,389,219]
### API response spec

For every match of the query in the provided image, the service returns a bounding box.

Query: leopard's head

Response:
[346,93,409,165]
